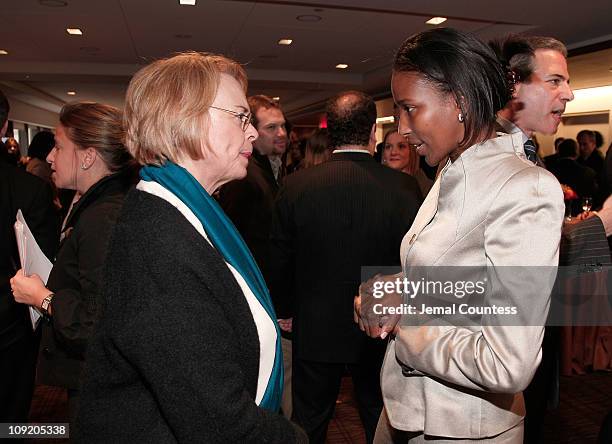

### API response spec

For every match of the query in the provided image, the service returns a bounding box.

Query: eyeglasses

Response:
[209,106,253,131]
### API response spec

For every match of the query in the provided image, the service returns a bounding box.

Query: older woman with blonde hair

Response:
[74,52,306,443]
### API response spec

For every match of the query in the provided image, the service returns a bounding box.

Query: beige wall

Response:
[537,85,612,157]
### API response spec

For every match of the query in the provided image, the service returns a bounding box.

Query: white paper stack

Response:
[14,209,53,330]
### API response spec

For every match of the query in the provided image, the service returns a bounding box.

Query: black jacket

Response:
[218,151,279,286]
[75,189,306,443]
[549,157,598,198]
[37,172,131,389]
[0,159,58,348]
[269,151,423,362]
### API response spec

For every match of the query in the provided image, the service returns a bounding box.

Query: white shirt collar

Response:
[496,115,530,144]
[332,148,372,155]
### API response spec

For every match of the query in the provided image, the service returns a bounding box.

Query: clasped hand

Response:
[354,273,403,340]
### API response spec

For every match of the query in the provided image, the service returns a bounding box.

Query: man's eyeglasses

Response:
[209,106,253,131]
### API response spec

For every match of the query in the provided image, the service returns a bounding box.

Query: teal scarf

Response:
[140,162,283,412]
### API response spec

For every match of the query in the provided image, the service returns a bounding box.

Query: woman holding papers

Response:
[10,102,133,421]
[72,52,306,443]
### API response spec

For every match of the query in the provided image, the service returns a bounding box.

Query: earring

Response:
[81,163,88,170]
[458,113,464,123]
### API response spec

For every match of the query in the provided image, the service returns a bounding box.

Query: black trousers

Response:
[523,327,559,444]
[0,328,41,422]
[292,343,386,444]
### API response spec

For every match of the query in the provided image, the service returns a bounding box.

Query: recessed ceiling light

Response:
[66,28,83,35]
[336,63,348,69]
[426,17,447,25]
[39,0,68,7]
[67,91,76,96]
[0,50,8,55]
[278,39,293,45]
[179,0,196,5]
[296,14,322,22]
[273,97,280,101]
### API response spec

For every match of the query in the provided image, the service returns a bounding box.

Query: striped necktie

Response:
[524,139,537,164]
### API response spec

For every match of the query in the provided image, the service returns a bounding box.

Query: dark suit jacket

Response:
[579,151,607,207]
[0,159,58,348]
[579,150,605,176]
[549,157,598,214]
[269,151,423,363]
[218,151,279,286]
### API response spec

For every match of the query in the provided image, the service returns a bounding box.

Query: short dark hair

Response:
[489,35,567,84]
[248,95,282,129]
[326,90,376,149]
[577,129,596,143]
[558,138,578,158]
[394,28,509,148]
[594,130,604,149]
[28,131,55,160]
[0,89,10,127]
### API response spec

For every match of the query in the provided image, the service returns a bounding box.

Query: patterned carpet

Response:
[27,372,611,443]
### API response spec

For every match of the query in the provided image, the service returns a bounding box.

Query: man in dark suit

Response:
[269,91,422,443]
[578,129,607,207]
[493,35,611,442]
[218,94,287,286]
[0,89,58,423]
[491,35,573,165]
[578,130,604,176]
[549,138,598,215]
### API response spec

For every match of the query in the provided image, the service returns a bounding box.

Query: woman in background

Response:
[10,102,133,422]
[302,128,330,168]
[26,131,54,183]
[381,128,433,196]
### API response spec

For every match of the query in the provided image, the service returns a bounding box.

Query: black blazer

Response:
[37,172,131,389]
[549,158,598,197]
[0,160,58,348]
[75,189,305,443]
[269,151,423,362]
[218,151,279,285]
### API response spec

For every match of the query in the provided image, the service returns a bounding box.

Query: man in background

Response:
[492,35,574,164]
[0,89,58,424]
[269,91,422,443]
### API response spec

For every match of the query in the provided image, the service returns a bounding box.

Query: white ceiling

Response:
[1,0,611,125]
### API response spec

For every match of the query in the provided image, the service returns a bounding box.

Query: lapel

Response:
[400,160,447,264]
[252,150,278,188]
